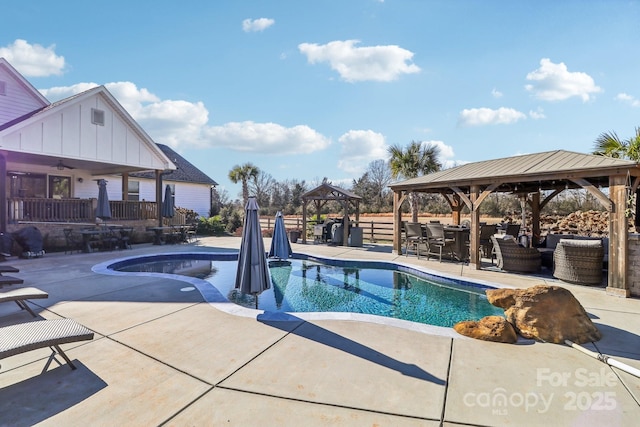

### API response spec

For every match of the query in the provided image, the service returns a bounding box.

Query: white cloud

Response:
[492,88,503,98]
[298,39,420,82]
[203,121,331,154]
[242,18,275,32]
[40,82,100,99]
[41,81,330,153]
[337,130,387,174]
[616,93,640,107]
[525,58,601,102]
[419,140,462,169]
[528,108,546,120]
[0,39,65,77]
[457,107,526,127]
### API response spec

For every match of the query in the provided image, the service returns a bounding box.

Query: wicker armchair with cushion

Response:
[490,235,541,273]
[553,239,604,285]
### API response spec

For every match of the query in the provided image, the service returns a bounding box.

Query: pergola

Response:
[389,150,640,298]
[301,183,362,245]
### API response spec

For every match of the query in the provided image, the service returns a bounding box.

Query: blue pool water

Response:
[110,253,502,328]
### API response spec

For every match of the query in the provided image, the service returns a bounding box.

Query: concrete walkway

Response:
[0,236,638,426]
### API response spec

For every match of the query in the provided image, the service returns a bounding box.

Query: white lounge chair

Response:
[0,287,48,317]
[0,318,94,371]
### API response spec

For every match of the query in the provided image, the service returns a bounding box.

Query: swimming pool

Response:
[106,252,503,328]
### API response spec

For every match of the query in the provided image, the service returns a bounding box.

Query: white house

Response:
[0,57,216,231]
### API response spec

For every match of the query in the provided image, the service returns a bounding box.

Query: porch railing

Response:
[8,198,162,223]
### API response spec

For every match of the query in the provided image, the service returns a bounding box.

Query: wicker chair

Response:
[491,235,541,273]
[553,239,604,285]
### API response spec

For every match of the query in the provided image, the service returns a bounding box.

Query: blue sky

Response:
[2,1,640,199]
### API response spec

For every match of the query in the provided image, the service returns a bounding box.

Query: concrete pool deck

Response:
[0,236,638,426]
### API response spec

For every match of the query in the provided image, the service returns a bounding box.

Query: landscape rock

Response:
[486,285,601,344]
[454,315,518,343]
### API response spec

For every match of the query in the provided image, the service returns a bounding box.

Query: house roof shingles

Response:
[131,144,217,185]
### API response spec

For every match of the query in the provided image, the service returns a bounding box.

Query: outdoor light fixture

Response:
[56,160,65,170]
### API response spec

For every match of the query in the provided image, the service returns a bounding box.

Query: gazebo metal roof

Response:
[389,150,640,194]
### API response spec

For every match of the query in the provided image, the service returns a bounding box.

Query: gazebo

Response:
[389,150,640,298]
[301,183,362,245]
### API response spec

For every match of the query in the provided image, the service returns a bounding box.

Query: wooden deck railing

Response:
[8,198,163,223]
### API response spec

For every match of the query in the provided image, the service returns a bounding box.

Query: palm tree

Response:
[593,127,640,162]
[228,163,260,207]
[388,141,441,221]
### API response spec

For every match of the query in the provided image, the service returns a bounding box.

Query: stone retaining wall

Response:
[4,221,159,254]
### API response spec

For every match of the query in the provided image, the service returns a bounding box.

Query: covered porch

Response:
[0,152,178,229]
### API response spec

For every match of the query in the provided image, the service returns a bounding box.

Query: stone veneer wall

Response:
[629,234,640,297]
[4,221,159,254]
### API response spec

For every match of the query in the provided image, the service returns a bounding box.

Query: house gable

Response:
[0,58,49,127]
[0,85,175,173]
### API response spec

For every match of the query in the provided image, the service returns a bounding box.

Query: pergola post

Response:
[607,174,630,297]
[393,191,403,254]
[469,185,481,269]
[451,193,462,225]
[530,191,541,246]
[302,200,308,244]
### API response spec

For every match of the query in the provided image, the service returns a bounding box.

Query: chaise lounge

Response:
[0,287,48,317]
[0,318,94,371]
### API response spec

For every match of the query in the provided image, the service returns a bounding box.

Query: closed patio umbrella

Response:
[95,179,111,222]
[162,184,174,219]
[234,197,271,309]
[268,211,292,260]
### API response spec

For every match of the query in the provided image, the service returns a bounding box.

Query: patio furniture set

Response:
[146,224,197,246]
[405,221,606,286]
[403,221,469,262]
[65,226,134,254]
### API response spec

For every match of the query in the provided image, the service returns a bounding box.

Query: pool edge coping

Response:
[92,250,513,339]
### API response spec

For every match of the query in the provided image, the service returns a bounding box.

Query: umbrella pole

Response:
[565,340,640,378]
[254,293,258,309]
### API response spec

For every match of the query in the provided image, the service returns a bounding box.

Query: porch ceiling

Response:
[4,151,160,175]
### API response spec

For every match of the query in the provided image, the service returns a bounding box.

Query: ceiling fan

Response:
[53,160,75,170]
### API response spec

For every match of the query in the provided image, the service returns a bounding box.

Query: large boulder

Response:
[486,285,601,344]
[454,315,518,343]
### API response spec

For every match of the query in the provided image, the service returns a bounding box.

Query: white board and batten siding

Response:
[0,88,171,172]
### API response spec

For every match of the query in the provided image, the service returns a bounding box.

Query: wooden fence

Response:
[259,216,394,243]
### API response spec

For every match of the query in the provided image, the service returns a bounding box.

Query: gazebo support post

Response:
[450,193,462,225]
[342,200,349,246]
[469,185,481,269]
[530,191,541,246]
[392,191,404,254]
[607,174,630,297]
[302,200,308,244]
